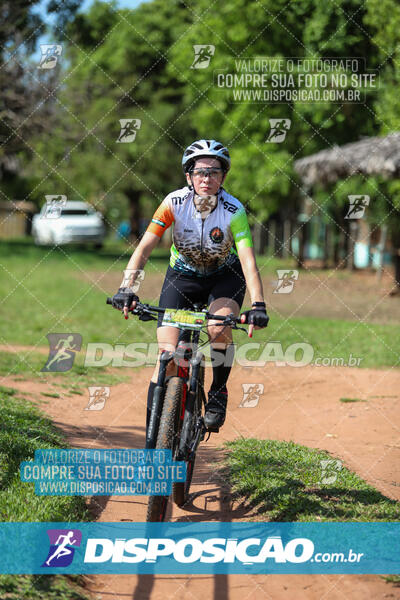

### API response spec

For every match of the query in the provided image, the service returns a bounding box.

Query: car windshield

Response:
[60,208,94,216]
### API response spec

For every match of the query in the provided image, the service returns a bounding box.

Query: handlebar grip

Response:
[106,297,112,305]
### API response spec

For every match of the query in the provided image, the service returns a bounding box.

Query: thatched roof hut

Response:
[294,133,400,187]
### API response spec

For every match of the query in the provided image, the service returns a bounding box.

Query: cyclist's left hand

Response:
[111,287,139,319]
[240,304,269,337]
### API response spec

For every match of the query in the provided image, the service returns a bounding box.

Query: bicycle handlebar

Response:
[106,297,242,324]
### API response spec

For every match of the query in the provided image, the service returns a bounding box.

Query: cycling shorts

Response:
[157,259,246,328]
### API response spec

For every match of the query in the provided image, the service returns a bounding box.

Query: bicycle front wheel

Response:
[173,363,204,507]
[146,377,183,522]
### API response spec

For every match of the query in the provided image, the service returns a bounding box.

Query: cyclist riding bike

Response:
[111,139,269,432]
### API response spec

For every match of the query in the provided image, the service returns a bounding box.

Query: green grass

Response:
[1,239,399,367]
[0,385,89,521]
[0,238,167,345]
[382,575,400,585]
[340,397,366,403]
[240,314,400,368]
[0,350,129,386]
[0,574,91,600]
[223,438,400,521]
[0,385,91,598]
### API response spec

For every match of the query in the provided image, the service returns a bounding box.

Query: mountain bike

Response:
[106,299,246,521]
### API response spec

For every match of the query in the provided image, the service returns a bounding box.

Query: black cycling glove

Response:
[241,302,270,328]
[111,287,139,311]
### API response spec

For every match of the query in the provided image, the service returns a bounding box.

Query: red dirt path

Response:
[3,362,400,599]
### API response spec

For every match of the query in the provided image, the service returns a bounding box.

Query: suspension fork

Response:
[145,350,174,449]
[177,330,205,457]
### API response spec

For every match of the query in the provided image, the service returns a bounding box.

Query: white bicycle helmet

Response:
[182,139,231,173]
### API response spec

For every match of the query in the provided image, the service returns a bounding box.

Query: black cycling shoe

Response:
[204,388,228,432]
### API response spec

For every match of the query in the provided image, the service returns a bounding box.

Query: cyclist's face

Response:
[186,157,226,195]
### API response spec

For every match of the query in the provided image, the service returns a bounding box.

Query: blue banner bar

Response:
[0,522,399,574]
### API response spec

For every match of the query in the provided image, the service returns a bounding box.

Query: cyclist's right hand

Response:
[111,288,139,319]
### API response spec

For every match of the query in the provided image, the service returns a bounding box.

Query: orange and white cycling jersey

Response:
[147,186,253,276]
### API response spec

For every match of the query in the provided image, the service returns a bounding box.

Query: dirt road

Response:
[4,362,400,599]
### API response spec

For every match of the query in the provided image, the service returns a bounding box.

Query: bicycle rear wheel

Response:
[146,377,183,522]
[173,364,204,507]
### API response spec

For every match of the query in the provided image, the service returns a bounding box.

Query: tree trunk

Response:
[390,226,400,294]
[126,188,141,242]
[253,222,265,255]
[393,253,400,289]
[323,223,330,269]
[342,219,351,269]
[333,221,341,267]
[268,220,276,256]
[282,219,291,258]
[296,222,306,269]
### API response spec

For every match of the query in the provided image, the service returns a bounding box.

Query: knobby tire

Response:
[173,364,204,507]
[146,377,183,522]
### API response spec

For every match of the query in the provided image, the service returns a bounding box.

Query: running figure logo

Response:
[116,119,141,143]
[319,459,342,485]
[345,195,370,219]
[42,529,82,567]
[266,119,291,143]
[41,195,67,219]
[240,383,264,407]
[121,268,145,293]
[85,386,110,410]
[42,333,82,372]
[274,270,299,294]
[191,45,215,69]
[38,44,62,69]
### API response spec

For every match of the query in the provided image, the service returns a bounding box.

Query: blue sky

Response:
[77,0,150,11]
[34,0,151,60]
[36,0,151,22]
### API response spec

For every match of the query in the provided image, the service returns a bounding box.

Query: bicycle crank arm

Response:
[188,417,207,458]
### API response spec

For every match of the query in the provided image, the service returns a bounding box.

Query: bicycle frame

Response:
[106,297,245,453]
[106,296,250,519]
[145,325,204,452]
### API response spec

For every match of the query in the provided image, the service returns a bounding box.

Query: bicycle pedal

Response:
[203,418,221,434]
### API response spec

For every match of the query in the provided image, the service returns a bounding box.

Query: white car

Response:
[32,201,106,247]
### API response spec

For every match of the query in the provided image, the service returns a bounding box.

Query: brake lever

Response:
[131,304,157,321]
[138,313,156,322]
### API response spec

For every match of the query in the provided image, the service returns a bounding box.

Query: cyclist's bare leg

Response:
[208,297,240,349]
[150,325,180,383]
